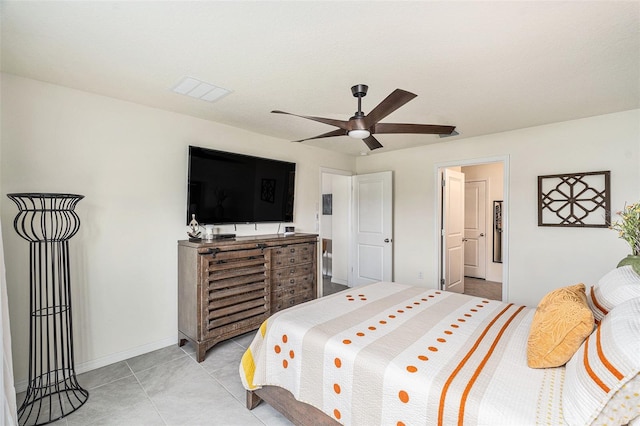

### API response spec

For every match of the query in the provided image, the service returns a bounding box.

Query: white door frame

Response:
[319,167,354,295]
[434,156,510,301]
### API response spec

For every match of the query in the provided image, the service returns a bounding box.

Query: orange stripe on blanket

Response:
[458,306,526,426]
[584,335,610,393]
[595,324,623,380]
[590,286,608,318]
[437,303,514,426]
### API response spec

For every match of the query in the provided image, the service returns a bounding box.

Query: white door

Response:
[464,180,486,279]
[352,171,393,286]
[443,169,465,293]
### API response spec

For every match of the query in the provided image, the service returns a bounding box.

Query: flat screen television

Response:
[186,146,296,225]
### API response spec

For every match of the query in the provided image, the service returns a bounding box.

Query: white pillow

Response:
[586,266,640,322]
[591,373,640,426]
[563,297,640,426]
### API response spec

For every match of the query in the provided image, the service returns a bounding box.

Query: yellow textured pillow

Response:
[527,283,594,368]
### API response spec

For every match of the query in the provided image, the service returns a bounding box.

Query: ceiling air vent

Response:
[171,77,231,103]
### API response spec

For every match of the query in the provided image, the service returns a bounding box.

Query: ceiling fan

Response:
[272,84,457,151]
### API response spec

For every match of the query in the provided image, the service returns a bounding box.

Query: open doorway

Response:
[319,169,394,297]
[320,169,351,296]
[437,157,508,301]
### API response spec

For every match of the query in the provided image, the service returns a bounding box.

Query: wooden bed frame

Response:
[247,386,340,426]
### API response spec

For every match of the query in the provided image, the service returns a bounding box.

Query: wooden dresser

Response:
[177,233,318,362]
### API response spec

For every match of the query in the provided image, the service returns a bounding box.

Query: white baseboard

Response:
[14,335,177,393]
[331,277,348,286]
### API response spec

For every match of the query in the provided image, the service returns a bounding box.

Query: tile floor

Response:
[322,276,348,297]
[16,279,349,426]
[17,333,293,426]
[16,280,495,425]
[463,277,503,301]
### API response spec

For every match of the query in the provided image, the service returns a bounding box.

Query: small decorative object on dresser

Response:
[187,213,201,241]
[177,233,318,362]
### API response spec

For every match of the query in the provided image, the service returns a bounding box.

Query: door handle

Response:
[479,233,485,237]
[462,238,468,242]
[384,238,392,243]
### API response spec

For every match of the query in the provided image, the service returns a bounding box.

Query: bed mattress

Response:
[240,282,566,425]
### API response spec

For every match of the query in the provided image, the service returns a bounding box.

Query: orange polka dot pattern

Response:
[391,295,489,426]
[346,294,368,302]
[332,356,343,421]
[331,290,469,425]
[273,334,295,370]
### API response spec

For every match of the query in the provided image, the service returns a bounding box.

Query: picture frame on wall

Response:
[322,194,332,215]
[537,170,610,228]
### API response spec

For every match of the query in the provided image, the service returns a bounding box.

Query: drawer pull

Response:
[290,258,295,263]
[289,279,295,284]
[290,248,296,253]
[289,289,295,294]
[200,247,220,256]
[290,269,295,274]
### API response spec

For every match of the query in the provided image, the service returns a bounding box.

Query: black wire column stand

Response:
[7,193,89,426]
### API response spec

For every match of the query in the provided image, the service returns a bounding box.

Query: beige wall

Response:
[2,72,639,387]
[356,109,640,307]
[0,74,355,386]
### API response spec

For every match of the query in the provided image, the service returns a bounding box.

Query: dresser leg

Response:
[178,338,187,347]
[197,345,206,362]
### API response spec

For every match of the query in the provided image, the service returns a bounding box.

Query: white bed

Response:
[240,278,640,426]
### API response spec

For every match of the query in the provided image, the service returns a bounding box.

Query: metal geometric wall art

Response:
[538,170,610,227]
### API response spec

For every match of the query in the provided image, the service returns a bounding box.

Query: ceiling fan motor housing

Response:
[351,84,368,97]
[351,84,368,119]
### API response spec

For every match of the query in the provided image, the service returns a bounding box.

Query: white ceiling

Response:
[1,1,639,156]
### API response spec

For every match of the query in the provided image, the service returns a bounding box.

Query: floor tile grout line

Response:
[127,360,170,426]
[126,351,190,375]
[204,366,271,426]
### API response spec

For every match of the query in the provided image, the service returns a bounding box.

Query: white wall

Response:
[356,109,640,307]
[0,74,355,386]
[330,174,350,285]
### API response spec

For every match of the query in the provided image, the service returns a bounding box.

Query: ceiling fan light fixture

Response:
[348,129,371,139]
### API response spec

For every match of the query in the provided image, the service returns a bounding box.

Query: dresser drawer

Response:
[271,263,314,281]
[271,289,315,313]
[271,244,314,267]
[271,272,314,292]
[272,281,314,300]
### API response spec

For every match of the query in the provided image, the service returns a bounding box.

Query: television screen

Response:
[187,146,296,225]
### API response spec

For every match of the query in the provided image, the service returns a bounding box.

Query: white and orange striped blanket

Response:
[240,282,566,425]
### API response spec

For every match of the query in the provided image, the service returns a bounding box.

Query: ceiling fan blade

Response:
[293,128,348,142]
[363,89,417,128]
[373,123,457,135]
[439,130,460,138]
[272,110,350,130]
[363,135,383,151]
